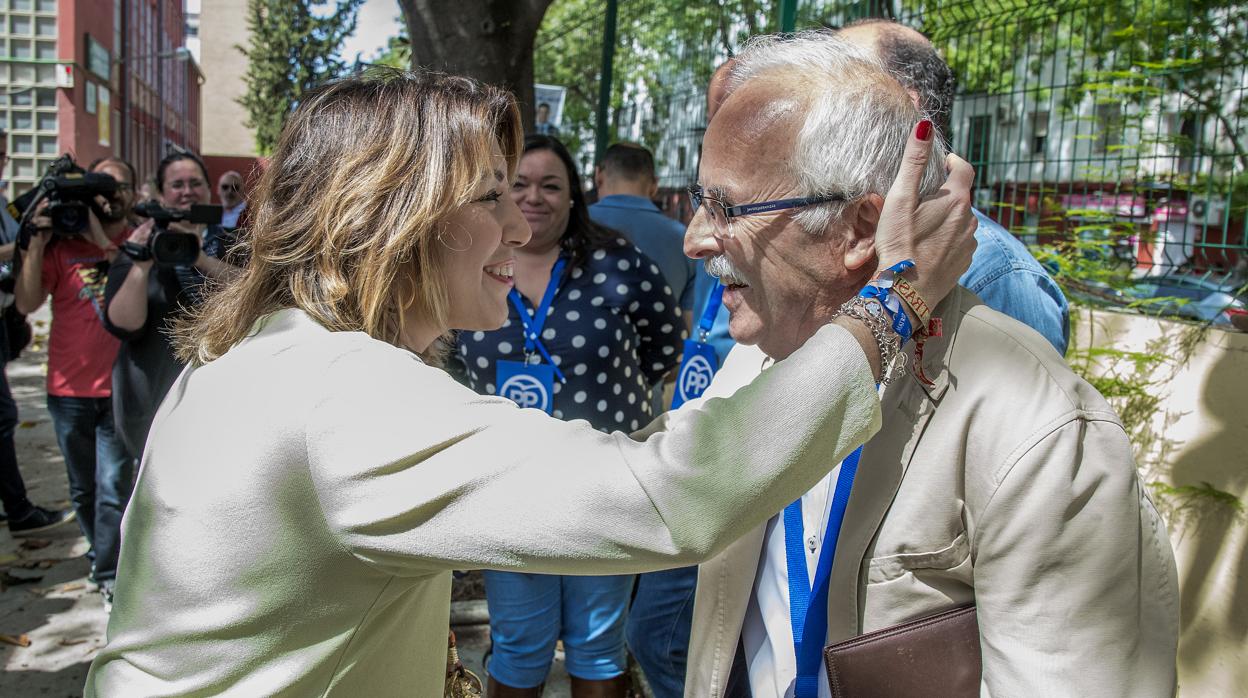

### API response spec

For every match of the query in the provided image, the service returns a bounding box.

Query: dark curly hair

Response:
[521,134,626,271]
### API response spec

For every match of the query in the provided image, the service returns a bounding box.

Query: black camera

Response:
[127,201,223,266]
[8,154,119,236]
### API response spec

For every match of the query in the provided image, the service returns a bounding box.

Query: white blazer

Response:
[86,308,882,696]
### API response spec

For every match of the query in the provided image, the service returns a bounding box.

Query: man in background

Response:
[14,157,136,605]
[217,171,247,230]
[590,143,699,319]
[0,128,75,536]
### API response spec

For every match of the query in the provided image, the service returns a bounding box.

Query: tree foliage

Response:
[535,0,774,158]
[911,0,1247,176]
[372,34,412,70]
[238,0,364,155]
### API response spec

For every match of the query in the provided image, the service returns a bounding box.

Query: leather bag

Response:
[823,604,980,698]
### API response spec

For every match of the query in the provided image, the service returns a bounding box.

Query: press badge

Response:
[671,282,725,409]
[496,360,556,414]
[672,339,719,408]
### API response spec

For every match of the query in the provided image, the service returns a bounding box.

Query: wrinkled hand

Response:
[873,121,977,313]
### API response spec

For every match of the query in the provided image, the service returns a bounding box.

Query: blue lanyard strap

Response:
[697,282,725,342]
[784,445,863,698]
[508,258,568,383]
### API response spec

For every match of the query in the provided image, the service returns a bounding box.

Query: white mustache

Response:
[705,255,748,286]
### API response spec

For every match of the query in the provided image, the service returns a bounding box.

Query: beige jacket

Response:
[85,309,881,696]
[685,288,1179,698]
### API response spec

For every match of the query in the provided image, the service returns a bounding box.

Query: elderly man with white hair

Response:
[676,33,1178,698]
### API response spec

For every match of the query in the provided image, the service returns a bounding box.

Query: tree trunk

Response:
[399,0,555,131]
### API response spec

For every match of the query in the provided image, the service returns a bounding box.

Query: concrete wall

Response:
[1073,308,1248,696]
[199,0,255,157]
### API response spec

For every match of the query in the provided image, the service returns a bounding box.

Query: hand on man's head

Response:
[873,120,976,315]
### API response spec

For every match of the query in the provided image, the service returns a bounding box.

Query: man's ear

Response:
[843,193,883,272]
[593,167,605,192]
[647,177,659,200]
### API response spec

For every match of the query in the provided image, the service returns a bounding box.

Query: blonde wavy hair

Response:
[174,69,522,365]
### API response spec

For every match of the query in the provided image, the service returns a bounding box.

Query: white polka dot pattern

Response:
[455,244,684,432]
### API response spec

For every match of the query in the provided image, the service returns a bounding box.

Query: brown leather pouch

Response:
[823,604,980,698]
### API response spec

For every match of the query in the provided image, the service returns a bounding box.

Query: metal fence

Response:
[536,0,1248,282]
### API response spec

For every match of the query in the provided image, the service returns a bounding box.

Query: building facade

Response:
[0,0,201,200]
[197,0,257,176]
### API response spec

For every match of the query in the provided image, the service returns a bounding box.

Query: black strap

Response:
[121,240,151,261]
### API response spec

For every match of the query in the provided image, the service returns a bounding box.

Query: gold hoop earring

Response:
[438,225,473,253]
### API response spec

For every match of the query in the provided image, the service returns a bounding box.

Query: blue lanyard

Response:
[508,257,568,383]
[697,281,725,342]
[784,446,863,698]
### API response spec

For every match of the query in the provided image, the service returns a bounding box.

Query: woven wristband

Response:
[890,275,932,330]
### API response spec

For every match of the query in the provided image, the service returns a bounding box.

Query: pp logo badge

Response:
[677,354,715,403]
[670,340,720,409]
[500,374,550,411]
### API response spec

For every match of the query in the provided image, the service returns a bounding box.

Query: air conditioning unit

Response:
[1189,195,1227,226]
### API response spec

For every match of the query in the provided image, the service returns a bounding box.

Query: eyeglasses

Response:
[220,184,240,192]
[687,184,847,239]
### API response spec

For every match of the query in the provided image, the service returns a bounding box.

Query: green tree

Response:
[535,1,775,158]
[372,34,412,70]
[909,0,1248,176]
[238,0,365,155]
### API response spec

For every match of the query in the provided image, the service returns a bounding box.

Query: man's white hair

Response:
[728,30,948,234]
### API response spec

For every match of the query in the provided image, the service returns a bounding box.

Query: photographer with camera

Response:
[0,132,76,536]
[103,152,238,466]
[13,157,135,601]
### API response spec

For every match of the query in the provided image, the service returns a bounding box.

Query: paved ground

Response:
[0,309,580,696]
[0,311,109,696]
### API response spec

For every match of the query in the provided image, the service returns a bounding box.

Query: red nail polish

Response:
[915,119,933,142]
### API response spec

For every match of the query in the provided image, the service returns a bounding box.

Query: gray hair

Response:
[728,30,948,234]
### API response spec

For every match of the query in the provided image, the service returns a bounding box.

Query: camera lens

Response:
[150,231,201,266]
[49,201,89,235]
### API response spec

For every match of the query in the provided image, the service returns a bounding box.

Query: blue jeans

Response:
[626,566,697,698]
[483,570,632,686]
[45,395,133,583]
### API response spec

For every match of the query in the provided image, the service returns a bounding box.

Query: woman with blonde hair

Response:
[85,68,975,695]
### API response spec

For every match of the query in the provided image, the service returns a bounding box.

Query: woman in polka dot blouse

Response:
[457,135,684,696]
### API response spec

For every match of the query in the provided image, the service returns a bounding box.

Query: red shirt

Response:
[40,232,126,398]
